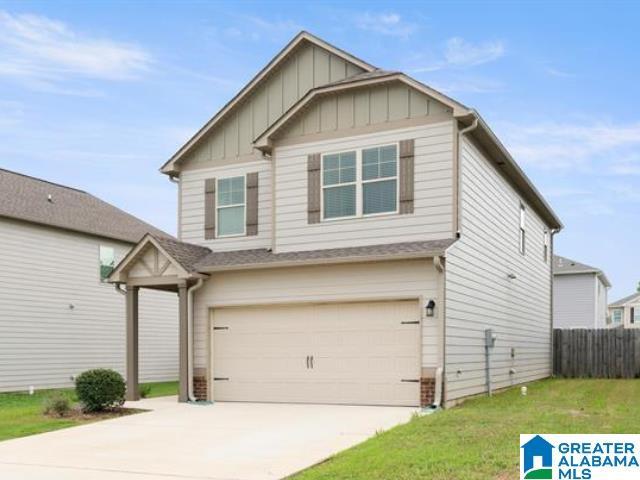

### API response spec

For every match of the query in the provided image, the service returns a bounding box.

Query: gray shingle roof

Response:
[194,239,455,271]
[610,292,640,308]
[553,255,611,288]
[151,234,211,273]
[0,168,169,244]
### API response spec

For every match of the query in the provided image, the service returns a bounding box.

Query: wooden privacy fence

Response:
[553,328,640,378]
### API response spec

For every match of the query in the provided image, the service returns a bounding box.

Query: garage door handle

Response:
[306,356,310,369]
[401,379,420,383]
[310,355,314,369]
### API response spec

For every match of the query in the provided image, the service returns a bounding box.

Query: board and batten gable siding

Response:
[273,121,455,253]
[180,42,365,170]
[0,218,178,392]
[191,259,441,373]
[277,83,453,141]
[553,274,597,328]
[179,159,272,250]
[444,135,553,403]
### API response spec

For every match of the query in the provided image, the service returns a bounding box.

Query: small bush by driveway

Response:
[0,381,177,442]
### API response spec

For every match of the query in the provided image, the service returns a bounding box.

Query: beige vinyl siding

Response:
[444,136,553,403]
[179,160,272,250]
[0,218,178,392]
[192,259,441,373]
[181,42,365,170]
[553,274,597,328]
[273,122,455,253]
[278,83,452,141]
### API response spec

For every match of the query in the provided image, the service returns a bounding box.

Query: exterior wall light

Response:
[426,300,436,317]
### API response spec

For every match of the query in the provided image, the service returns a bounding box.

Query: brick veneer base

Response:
[420,378,435,407]
[193,376,208,400]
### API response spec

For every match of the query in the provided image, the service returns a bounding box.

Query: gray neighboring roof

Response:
[553,255,611,288]
[151,234,211,274]
[0,168,169,244]
[194,239,456,272]
[610,292,640,308]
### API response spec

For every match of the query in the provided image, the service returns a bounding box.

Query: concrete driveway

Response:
[0,396,416,480]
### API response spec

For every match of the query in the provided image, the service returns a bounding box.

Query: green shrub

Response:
[139,384,152,399]
[75,369,125,412]
[42,393,72,417]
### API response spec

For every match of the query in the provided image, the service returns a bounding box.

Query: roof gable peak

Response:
[160,31,376,175]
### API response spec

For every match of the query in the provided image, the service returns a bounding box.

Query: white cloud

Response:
[429,78,503,94]
[499,121,640,171]
[0,10,152,88]
[545,66,574,78]
[444,37,505,67]
[221,15,303,42]
[412,37,505,73]
[0,99,24,127]
[355,12,416,38]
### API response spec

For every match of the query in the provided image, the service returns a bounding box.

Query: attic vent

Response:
[47,194,53,203]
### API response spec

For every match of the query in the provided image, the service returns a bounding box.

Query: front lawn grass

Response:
[292,378,640,480]
[0,380,178,442]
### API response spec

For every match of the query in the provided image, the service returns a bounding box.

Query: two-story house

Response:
[0,168,178,392]
[609,292,640,328]
[553,255,611,329]
[110,31,562,408]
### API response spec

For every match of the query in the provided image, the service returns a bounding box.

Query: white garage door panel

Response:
[212,300,420,406]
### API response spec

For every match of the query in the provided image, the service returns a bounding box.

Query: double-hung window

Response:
[322,151,357,219]
[99,246,115,282]
[519,204,526,255]
[321,144,398,220]
[362,145,398,215]
[217,176,245,236]
[612,309,623,324]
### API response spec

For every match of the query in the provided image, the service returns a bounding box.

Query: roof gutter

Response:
[457,110,563,231]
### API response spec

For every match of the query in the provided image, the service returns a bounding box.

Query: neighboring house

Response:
[109,31,563,408]
[609,292,640,328]
[0,168,178,392]
[553,255,611,328]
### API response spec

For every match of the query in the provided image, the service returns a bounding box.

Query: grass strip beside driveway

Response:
[292,379,640,480]
[0,380,178,442]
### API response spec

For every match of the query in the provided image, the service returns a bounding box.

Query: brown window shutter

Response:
[399,139,415,214]
[307,153,321,224]
[204,178,216,239]
[246,172,259,236]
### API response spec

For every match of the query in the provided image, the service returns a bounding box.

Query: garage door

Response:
[211,300,421,406]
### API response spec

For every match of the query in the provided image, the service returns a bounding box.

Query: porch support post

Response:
[126,286,140,401]
[178,282,189,402]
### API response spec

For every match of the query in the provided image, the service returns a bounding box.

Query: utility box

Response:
[485,329,497,348]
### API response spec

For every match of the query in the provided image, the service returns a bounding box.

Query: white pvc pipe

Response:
[432,367,443,408]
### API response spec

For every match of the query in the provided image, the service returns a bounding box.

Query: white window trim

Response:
[321,142,400,222]
[216,174,247,238]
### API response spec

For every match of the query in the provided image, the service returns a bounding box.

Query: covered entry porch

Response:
[109,234,210,402]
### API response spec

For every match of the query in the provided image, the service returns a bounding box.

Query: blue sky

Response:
[0,1,638,299]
